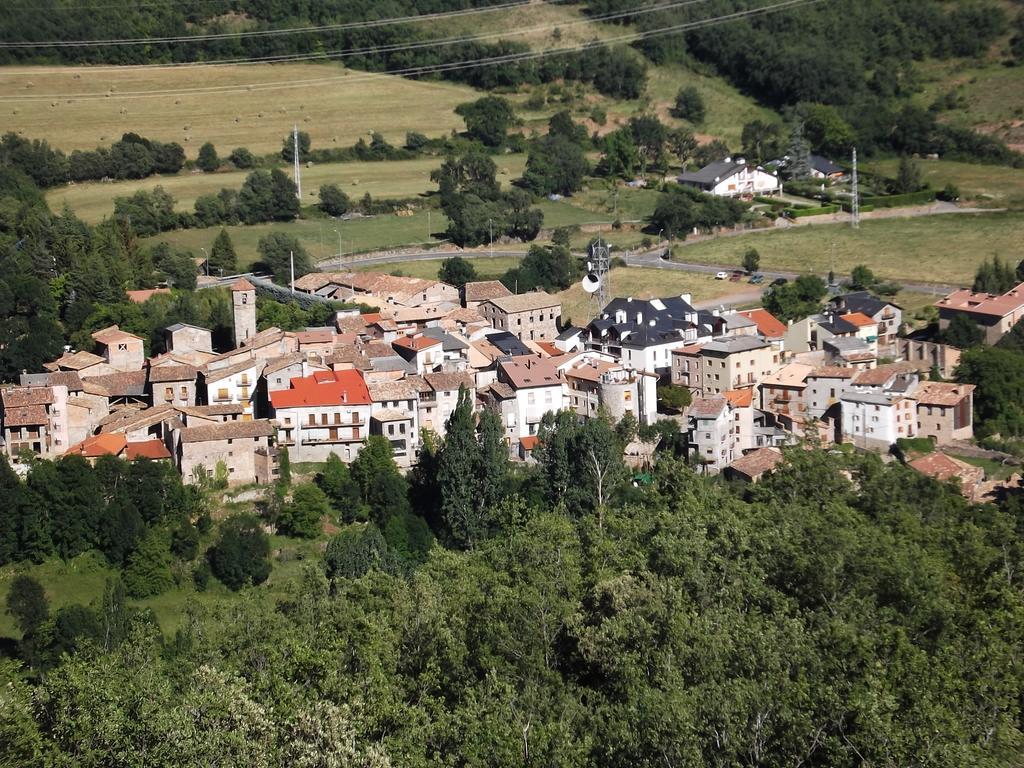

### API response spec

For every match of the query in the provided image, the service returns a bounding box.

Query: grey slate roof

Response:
[678,159,746,186]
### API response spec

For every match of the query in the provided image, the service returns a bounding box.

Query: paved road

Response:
[321,245,959,298]
[317,203,990,292]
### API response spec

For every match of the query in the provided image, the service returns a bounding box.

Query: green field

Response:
[866,158,1024,207]
[913,57,1024,148]
[355,256,520,282]
[672,211,1024,286]
[145,211,455,268]
[0,63,480,157]
[0,535,326,639]
[48,154,528,224]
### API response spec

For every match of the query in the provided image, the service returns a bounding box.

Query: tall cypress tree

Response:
[209,228,237,275]
[475,409,509,522]
[437,387,482,549]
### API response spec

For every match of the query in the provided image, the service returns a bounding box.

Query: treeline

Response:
[0,131,186,188]
[3,426,1023,764]
[0,0,647,98]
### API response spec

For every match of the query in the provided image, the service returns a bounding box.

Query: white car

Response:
[714,271,729,280]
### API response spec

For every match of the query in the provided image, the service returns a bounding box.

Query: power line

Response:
[0,0,713,74]
[0,0,823,102]
[0,0,564,48]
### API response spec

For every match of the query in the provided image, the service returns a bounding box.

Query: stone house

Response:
[177,419,278,486]
[913,381,975,444]
[92,326,146,372]
[149,363,199,408]
[479,291,561,341]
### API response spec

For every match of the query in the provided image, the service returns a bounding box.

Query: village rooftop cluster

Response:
[3,266,1017,491]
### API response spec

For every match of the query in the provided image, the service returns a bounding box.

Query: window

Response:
[528,392,536,405]
[308,414,316,426]
[241,295,248,305]
[217,388,229,401]
[705,432,711,440]
[321,413,328,425]
[164,387,174,400]
[180,386,187,399]
[388,424,395,436]
[284,417,291,425]
[117,343,128,352]
[544,390,552,404]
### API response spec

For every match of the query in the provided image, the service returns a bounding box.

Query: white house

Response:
[497,356,565,440]
[678,157,780,198]
[200,358,265,420]
[841,388,918,452]
[268,369,373,463]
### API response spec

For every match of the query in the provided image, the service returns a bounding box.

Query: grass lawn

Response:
[1,63,480,157]
[0,534,330,640]
[674,211,1024,286]
[948,454,1020,482]
[144,210,453,268]
[865,158,1024,208]
[355,256,521,282]
[47,154,527,225]
[555,265,735,327]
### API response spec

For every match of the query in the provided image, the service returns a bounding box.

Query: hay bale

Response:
[51,101,57,107]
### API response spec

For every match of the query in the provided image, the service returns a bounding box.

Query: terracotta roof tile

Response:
[739,308,787,339]
[2,387,55,408]
[228,277,256,292]
[179,419,274,443]
[483,291,560,314]
[464,280,513,302]
[914,381,975,407]
[3,404,48,426]
[424,372,475,393]
[688,396,728,419]
[724,389,754,408]
[270,369,371,408]
[125,439,172,460]
[728,447,783,478]
[148,364,197,383]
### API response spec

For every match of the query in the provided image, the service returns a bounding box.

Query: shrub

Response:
[209,514,271,591]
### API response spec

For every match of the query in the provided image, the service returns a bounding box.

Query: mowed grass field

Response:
[676,211,1024,286]
[0,63,479,157]
[865,158,1024,207]
[145,211,453,267]
[48,154,528,224]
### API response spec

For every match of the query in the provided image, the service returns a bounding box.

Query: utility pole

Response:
[850,147,860,229]
[427,210,431,242]
[488,218,493,258]
[334,228,342,259]
[293,125,302,201]
[289,250,295,293]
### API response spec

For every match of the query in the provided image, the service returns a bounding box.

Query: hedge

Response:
[753,195,785,207]
[861,189,936,208]
[783,204,840,218]
[839,202,875,213]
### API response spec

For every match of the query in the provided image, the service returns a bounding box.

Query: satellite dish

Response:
[582,273,602,294]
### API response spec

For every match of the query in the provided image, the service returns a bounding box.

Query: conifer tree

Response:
[209,228,237,275]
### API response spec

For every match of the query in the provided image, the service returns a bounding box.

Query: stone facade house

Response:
[177,419,278,486]
[914,381,975,444]
[480,292,561,341]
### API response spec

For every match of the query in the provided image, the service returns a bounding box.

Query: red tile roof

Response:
[520,435,539,451]
[67,433,127,457]
[841,312,876,328]
[125,439,172,460]
[126,287,171,304]
[228,277,256,292]
[935,282,1024,318]
[723,389,754,408]
[739,308,787,339]
[270,369,371,409]
[393,335,442,352]
[728,447,783,479]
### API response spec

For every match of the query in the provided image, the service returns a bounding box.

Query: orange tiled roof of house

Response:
[125,439,172,460]
[935,282,1024,318]
[126,287,171,304]
[724,389,754,408]
[67,433,127,458]
[270,369,371,408]
[841,312,877,328]
[739,308,787,338]
[914,381,975,407]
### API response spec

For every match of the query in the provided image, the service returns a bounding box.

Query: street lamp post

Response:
[200,246,209,276]
[333,228,342,260]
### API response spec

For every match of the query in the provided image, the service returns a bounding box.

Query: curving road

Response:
[320,246,960,299]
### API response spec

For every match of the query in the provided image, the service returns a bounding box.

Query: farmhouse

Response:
[678,157,780,197]
[935,282,1024,345]
[479,291,561,341]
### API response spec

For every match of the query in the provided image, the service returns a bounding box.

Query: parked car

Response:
[729,272,742,282]
[770,277,788,287]
[715,271,729,280]
[749,274,765,284]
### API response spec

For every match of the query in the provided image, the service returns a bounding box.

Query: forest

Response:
[3,417,1023,765]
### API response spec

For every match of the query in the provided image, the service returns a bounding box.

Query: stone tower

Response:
[230,277,256,349]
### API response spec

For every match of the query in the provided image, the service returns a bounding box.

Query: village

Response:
[1,248,1015,498]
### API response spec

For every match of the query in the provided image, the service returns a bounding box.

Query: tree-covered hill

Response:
[3,448,1023,765]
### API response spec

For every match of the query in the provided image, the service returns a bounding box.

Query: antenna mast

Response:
[581,238,611,313]
[850,147,859,229]
[293,125,302,201]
